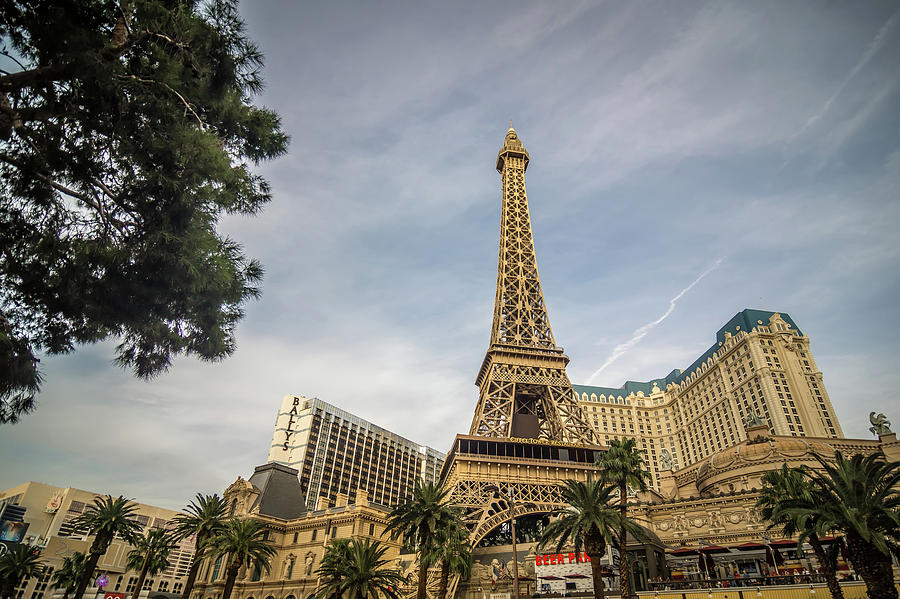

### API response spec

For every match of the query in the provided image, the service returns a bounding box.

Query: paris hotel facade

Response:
[573,308,843,491]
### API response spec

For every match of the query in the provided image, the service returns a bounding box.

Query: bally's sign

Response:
[282,396,302,451]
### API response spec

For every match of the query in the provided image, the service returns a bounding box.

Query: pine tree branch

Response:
[0,65,66,90]
[0,51,28,72]
[0,152,128,234]
[116,75,205,130]
[140,30,190,49]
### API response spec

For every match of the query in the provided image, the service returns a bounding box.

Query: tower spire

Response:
[468,128,596,444]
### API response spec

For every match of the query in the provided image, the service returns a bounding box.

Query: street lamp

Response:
[485,485,535,599]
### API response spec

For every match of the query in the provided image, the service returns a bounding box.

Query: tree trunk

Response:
[618,481,630,599]
[221,562,241,599]
[131,559,151,599]
[180,534,207,599]
[62,588,71,599]
[438,560,450,599]
[587,552,607,599]
[416,554,428,599]
[807,534,843,599]
[73,535,110,599]
[845,534,897,599]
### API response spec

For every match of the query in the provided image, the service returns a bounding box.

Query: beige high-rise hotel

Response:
[574,309,843,490]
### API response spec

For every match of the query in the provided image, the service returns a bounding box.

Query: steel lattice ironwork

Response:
[468,128,596,445]
[399,129,607,599]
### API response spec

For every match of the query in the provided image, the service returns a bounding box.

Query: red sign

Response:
[105,593,126,599]
[535,552,591,566]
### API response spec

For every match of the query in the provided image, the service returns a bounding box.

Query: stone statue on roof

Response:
[659,448,673,470]
[742,410,766,429]
[869,412,892,437]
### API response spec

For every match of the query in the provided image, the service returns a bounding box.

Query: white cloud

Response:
[586,258,725,383]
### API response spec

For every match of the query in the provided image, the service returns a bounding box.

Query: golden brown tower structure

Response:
[470,127,596,444]
[441,128,604,550]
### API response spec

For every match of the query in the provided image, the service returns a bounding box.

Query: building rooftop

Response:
[574,309,803,400]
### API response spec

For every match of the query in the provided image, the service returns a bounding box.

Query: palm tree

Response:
[126,528,174,599]
[69,495,143,599]
[384,481,456,599]
[206,518,276,599]
[539,479,642,599]
[806,451,900,599]
[426,518,471,599]
[171,493,229,599]
[757,464,844,599]
[51,552,88,599]
[316,539,353,599]
[0,544,45,599]
[595,438,650,599]
[315,539,403,599]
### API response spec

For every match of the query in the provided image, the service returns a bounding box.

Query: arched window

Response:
[230,498,237,516]
[210,556,223,581]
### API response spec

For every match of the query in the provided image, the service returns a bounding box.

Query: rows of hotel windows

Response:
[576,333,840,488]
[299,409,436,509]
[56,500,195,578]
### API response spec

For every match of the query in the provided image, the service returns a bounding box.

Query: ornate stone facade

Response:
[192,468,405,599]
[634,429,900,549]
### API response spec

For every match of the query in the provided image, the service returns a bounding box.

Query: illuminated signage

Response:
[535,552,591,566]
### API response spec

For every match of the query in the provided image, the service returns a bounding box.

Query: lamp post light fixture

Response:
[485,485,536,599]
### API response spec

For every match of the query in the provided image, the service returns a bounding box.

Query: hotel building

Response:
[0,482,194,599]
[266,395,445,510]
[575,309,843,490]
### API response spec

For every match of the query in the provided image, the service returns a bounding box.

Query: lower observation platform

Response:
[440,434,607,545]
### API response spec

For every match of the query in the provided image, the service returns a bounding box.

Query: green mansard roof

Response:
[574,309,803,400]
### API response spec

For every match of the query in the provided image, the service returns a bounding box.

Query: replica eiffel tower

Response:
[442,127,604,544]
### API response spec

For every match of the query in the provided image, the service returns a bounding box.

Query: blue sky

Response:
[2,1,899,510]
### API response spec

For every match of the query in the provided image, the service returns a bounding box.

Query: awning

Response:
[668,548,698,556]
[700,545,731,554]
[769,539,798,548]
[733,542,766,551]
[564,574,589,579]
[539,576,564,580]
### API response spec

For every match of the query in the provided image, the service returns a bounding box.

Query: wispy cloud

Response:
[586,258,725,384]
[794,6,900,138]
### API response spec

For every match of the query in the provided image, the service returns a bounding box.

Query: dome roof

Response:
[697,436,835,484]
